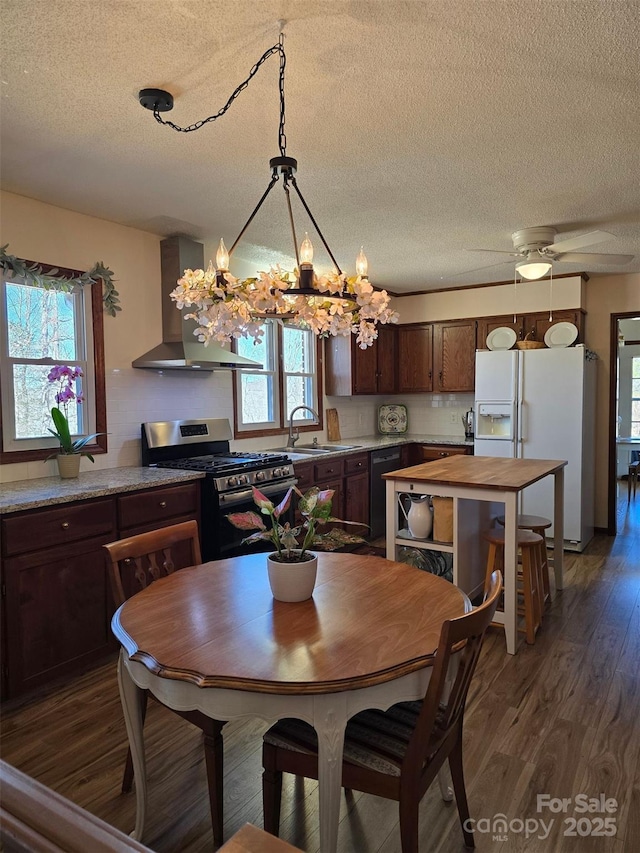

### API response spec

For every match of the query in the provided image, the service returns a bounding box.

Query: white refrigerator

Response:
[474,345,596,551]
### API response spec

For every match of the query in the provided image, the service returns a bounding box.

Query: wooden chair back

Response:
[104,520,202,607]
[401,571,502,783]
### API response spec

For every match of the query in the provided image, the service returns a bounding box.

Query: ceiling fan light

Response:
[516,254,552,280]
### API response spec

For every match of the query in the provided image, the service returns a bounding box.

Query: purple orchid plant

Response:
[46,365,103,461]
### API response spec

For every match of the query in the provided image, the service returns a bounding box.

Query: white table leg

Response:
[553,468,565,590]
[313,696,348,853]
[117,650,147,841]
[503,493,518,655]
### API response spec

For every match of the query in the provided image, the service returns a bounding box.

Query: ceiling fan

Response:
[466,226,635,280]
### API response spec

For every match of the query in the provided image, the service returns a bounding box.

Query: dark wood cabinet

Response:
[420,444,472,462]
[477,309,585,349]
[325,325,396,396]
[433,320,477,392]
[0,481,200,699]
[397,324,433,393]
[293,452,369,536]
[2,499,116,698]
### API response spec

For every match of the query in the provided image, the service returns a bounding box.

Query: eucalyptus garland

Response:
[0,244,120,316]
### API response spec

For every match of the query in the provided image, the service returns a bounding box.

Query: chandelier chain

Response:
[152,42,287,157]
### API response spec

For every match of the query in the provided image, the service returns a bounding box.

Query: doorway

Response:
[608,312,640,534]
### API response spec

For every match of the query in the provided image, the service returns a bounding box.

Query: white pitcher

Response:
[400,494,433,539]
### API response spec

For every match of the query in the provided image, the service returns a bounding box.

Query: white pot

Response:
[267,551,318,602]
[57,454,81,479]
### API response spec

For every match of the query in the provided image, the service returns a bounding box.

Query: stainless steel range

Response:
[141,418,295,561]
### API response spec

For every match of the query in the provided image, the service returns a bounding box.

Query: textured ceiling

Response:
[2,0,639,292]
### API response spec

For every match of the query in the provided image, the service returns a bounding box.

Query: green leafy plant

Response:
[227,485,367,563]
[0,244,120,317]
[46,365,104,461]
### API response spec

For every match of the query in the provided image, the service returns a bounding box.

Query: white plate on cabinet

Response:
[544,322,578,348]
[486,327,517,351]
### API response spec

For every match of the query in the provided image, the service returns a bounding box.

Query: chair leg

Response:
[262,744,283,836]
[448,732,475,848]
[202,721,225,848]
[399,796,420,853]
[122,690,148,793]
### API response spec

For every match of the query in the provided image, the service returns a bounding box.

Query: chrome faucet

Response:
[287,405,320,448]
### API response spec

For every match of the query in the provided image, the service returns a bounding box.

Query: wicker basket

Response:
[516,332,546,350]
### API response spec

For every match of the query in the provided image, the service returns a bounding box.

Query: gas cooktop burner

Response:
[155,451,291,475]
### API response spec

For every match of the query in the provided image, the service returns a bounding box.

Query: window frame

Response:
[0,260,107,464]
[232,321,323,439]
[632,354,640,439]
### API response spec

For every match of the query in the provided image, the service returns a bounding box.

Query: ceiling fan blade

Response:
[555,251,635,265]
[546,229,614,253]
[467,249,520,256]
[450,260,513,277]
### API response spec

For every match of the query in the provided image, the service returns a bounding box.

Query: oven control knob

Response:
[255,470,266,482]
[237,474,248,486]
[227,476,238,488]
[272,467,282,478]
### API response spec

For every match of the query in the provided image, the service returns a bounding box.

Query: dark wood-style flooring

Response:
[2,489,639,852]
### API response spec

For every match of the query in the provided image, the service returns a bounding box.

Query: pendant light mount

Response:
[139,88,174,112]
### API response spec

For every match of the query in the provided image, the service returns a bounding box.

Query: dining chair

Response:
[262,571,503,852]
[104,520,226,846]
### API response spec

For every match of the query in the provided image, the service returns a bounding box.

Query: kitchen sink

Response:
[267,443,362,455]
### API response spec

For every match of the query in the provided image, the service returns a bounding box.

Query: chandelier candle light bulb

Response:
[216,238,229,272]
[356,247,368,278]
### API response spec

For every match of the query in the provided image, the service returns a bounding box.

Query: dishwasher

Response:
[369,447,403,539]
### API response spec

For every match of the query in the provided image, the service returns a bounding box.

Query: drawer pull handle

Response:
[159,501,167,508]
[61,521,70,529]
[439,451,448,457]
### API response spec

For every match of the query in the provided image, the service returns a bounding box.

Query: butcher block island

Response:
[383,455,567,654]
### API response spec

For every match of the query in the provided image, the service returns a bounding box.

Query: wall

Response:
[0,192,237,483]
[583,273,640,528]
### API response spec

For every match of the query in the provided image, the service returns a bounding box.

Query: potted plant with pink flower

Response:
[46,365,104,478]
[227,485,367,601]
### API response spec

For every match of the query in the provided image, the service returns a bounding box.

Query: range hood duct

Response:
[132,236,262,371]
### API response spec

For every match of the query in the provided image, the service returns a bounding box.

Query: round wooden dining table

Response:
[112,551,471,853]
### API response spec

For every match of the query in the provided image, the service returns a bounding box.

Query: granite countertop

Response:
[278,434,473,462]
[0,467,205,515]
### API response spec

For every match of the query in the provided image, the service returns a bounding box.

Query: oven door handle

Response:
[218,479,298,508]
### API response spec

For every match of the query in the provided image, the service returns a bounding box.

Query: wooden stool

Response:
[482,528,544,645]
[496,514,552,606]
[628,461,639,502]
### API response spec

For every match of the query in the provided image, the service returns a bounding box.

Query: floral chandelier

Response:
[139,35,398,349]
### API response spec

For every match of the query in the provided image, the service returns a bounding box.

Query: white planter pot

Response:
[57,454,81,479]
[267,551,318,602]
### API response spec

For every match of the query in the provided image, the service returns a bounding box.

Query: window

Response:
[234,320,322,436]
[632,356,640,438]
[0,261,107,463]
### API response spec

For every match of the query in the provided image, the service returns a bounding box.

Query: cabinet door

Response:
[4,536,113,697]
[352,341,379,394]
[433,320,477,392]
[376,325,397,394]
[477,315,522,348]
[397,325,433,392]
[526,309,584,345]
[344,471,370,532]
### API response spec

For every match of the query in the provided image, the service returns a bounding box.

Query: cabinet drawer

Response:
[314,459,344,480]
[2,499,116,558]
[344,453,369,475]
[293,461,314,491]
[117,483,199,530]
[421,445,470,461]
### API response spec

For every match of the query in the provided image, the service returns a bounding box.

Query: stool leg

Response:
[485,542,498,596]
[533,526,550,605]
[629,468,632,503]
[521,548,537,645]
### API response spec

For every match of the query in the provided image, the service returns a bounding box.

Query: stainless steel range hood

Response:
[133,236,262,371]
